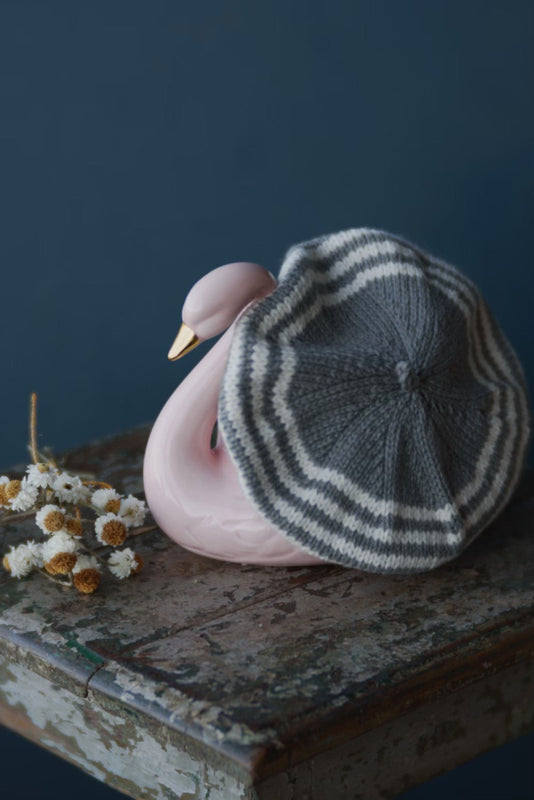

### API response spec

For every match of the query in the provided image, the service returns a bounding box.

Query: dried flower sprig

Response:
[1,394,156,593]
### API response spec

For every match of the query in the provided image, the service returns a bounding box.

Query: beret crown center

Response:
[395,360,420,393]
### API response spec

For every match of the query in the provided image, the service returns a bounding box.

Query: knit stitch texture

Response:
[218,228,531,573]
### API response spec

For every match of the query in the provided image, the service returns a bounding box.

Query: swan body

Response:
[143,262,325,566]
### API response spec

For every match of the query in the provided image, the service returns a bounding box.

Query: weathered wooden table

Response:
[0,427,533,799]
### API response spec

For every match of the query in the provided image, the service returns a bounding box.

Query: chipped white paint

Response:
[99,661,280,750]
[0,655,252,800]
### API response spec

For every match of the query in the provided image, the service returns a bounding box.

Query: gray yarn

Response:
[218,228,531,573]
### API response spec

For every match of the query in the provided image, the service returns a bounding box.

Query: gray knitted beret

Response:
[218,228,531,574]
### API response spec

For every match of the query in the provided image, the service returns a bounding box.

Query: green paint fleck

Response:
[65,636,104,666]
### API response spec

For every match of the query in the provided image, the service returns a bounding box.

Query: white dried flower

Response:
[30,540,45,568]
[35,504,67,534]
[64,516,84,537]
[0,476,10,507]
[42,531,80,562]
[42,531,80,575]
[72,555,100,575]
[118,495,147,529]
[52,472,90,505]
[108,548,143,579]
[95,513,128,546]
[9,477,39,511]
[26,463,57,489]
[72,554,101,593]
[91,488,122,513]
[3,541,42,578]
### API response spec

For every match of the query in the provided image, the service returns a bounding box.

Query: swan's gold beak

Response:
[168,323,201,361]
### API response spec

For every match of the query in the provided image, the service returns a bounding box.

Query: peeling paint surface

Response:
[0,654,251,800]
[0,427,533,799]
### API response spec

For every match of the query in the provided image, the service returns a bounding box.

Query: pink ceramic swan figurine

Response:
[143,262,325,566]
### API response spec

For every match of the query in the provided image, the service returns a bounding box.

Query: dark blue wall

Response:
[1,0,533,468]
[1,2,533,797]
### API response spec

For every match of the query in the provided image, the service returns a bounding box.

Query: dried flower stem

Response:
[128,524,158,537]
[79,543,106,563]
[38,568,72,587]
[82,480,113,490]
[29,393,39,465]
[0,510,36,524]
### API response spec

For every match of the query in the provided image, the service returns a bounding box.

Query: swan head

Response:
[168,262,277,361]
